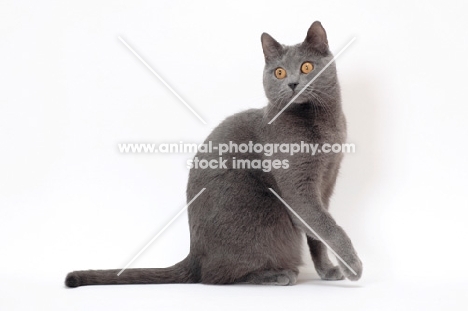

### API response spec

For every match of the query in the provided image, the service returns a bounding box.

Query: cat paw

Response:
[276,275,293,286]
[242,269,298,286]
[263,270,297,286]
[339,257,362,281]
[274,270,298,286]
[317,265,344,280]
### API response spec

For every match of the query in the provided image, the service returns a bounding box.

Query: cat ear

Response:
[304,21,329,54]
[261,33,283,62]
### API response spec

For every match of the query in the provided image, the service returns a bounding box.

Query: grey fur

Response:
[65,21,362,288]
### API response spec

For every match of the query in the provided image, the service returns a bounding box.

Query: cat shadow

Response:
[297,272,364,288]
[297,280,364,289]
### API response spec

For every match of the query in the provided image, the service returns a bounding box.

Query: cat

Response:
[65,21,362,287]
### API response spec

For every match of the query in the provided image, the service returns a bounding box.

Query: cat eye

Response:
[274,67,287,79]
[301,62,314,74]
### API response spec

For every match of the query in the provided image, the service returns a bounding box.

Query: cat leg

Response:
[240,269,298,286]
[307,236,344,280]
[270,186,362,280]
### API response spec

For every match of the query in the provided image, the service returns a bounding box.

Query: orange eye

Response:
[301,62,314,74]
[274,67,287,79]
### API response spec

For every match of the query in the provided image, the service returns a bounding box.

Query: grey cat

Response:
[65,21,362,287]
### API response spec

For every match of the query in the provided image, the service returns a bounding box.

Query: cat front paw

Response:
[339,256,362,281]
[317,265,344,280]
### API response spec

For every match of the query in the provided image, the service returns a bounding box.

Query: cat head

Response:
[261,21,339,108]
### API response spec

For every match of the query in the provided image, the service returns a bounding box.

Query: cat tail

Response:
[65,256,197,288]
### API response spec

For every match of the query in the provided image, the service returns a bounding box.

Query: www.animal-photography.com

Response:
[1,0,467,310]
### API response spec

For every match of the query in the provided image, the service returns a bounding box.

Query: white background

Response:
[1,0,468,310]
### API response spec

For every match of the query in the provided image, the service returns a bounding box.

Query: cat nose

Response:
[288,83,299,91]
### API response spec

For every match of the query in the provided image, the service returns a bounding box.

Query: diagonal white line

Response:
[118,36,207,125]
[268,37,356,124]
[268,188,357,276]
[117,188,206,276]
